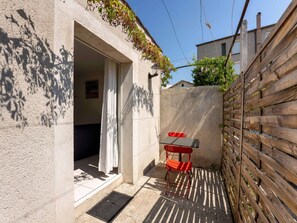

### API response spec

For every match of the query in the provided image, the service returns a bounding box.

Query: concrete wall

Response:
[0,1,160,222]
[160,86,223,169]
[0,1,56,223]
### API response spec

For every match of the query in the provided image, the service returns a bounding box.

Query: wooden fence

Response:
[222,1,297,222]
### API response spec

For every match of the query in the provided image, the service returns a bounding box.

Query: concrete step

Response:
[75,174,123,220]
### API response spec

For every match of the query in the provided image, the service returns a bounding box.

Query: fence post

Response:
[236,19,248,222]
[235,72,245,222]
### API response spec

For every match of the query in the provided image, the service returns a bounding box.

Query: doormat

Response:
[87,191,133,222]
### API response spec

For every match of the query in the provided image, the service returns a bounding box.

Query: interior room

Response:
[73,38,118,205]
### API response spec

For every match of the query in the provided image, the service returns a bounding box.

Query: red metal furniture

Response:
[164,145,193,199]
[168,132,186,138]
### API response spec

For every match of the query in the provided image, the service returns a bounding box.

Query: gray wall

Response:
[160,86,223,169]
[197,25,275,64]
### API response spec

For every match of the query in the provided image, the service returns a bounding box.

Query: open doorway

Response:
[73,38,119,205]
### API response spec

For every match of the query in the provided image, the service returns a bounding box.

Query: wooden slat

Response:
[276,52,297,79]
[242,154,297,221]
[261,163,297,219]
[222,3,297,222]
[239,189,256,223]
[240,169,269,223]
[244,114,297,129]
[263,125,297,145]
[263,100,297,116]
[263,69,297,97]
[241,161,288,223]
[243,129,297,158]
[245,86,297,111]
[245,28,297,97]
[243,138,297,185]
[244,1,297,82]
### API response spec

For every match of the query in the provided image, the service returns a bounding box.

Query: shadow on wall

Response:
[121,83,154,122]
[0,9,73,128]
[161,87,218,139]
[160,87,222,168]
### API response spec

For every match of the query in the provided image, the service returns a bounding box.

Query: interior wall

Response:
[74,70,104,125]
[74,40,105,126]
[73,40,106,161]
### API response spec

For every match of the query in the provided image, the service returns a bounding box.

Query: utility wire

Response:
[161,0,190,63]
[199,0,204,43]
[201,0,219,55]
[231,0,236,34]
[199,0,205,57]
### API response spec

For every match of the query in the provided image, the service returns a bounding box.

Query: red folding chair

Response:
[168,132,186,138]
[164,145,193,199]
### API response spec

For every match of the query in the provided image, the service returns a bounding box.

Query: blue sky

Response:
[126,0,292,85]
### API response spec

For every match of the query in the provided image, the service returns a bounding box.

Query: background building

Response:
[169,80,194,89]
[196,13,275,74]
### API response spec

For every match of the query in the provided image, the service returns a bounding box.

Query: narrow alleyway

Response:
[76,164,233,223]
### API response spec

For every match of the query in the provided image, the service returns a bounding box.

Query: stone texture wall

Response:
[0,1,161,222]
[160,86,223,169]
[0,1,57,223]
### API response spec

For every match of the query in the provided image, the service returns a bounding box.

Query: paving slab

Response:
[76,164,233,223]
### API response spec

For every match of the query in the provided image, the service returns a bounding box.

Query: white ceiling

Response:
[74,39,105,74]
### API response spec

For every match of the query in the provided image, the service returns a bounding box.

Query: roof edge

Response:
[123,0,161,50]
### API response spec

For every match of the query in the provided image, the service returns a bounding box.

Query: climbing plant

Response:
[87,0,175,86]
[192,56,237,91]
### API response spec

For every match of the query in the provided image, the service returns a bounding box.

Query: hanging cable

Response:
[161,0,189,63]
[231,0,236,34]
[199,0,205,57]
[201,0,219,55]
[199,0,204,43]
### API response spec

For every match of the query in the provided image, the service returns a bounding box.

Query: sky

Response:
[126,0,292,86]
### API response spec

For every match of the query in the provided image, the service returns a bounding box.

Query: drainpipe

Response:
[256,12,262,52]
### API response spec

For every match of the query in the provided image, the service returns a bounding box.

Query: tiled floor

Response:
[74,155,118,206]
[76,163,233,223]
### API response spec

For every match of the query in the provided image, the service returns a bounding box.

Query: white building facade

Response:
[0,1,161,222]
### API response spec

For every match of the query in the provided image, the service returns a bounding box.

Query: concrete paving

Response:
[74,155,118,206]
[76,163,233,223]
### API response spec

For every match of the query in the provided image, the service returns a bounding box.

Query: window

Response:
[232,41,240,54]
[234,62,240,74]
[181,83,184,87]
[221,43,226,56]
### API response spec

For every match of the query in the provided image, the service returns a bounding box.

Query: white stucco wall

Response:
[0,1,57,223]
[0,1,161,222]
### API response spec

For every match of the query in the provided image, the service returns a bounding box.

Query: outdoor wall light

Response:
[148,63,161,79]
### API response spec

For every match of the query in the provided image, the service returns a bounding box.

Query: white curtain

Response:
[98,59,118,173]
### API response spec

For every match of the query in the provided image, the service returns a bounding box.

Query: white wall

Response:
[0,0,161,222]
[0,1,56,223]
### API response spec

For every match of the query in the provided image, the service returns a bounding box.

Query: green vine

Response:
[87,0,174,86]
